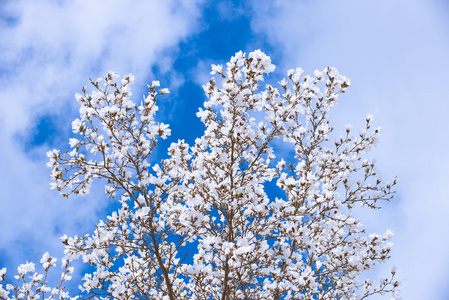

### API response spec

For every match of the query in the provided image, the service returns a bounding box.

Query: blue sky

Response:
[1,0,448,299]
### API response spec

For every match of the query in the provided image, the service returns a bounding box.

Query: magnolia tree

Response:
[0,50,400,299]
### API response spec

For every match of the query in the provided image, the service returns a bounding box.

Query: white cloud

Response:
[1,0,204,133]
[0,0,204,277]
[251,0,449,299]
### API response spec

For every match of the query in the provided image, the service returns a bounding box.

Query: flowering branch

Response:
[1,50,400,299]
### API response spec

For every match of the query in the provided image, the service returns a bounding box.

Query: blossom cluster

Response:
[1,50,399,299]
[0,252,75,299]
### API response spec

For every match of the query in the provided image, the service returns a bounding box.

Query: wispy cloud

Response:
[250,0,449,298]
